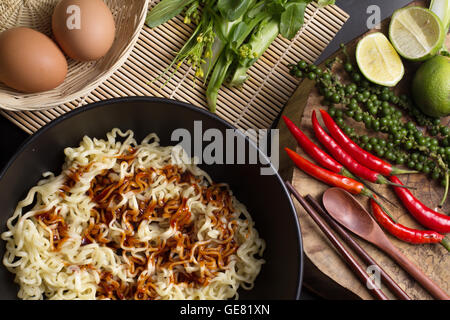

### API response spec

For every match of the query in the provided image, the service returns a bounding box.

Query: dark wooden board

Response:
[278,1,450,299]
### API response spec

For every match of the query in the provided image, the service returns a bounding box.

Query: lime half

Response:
[356,32,404,87]
[389,6,445,61]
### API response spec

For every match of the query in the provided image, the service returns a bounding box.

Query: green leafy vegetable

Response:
[217,0,254,21]
[145,0,335,112]
[184,1,201,24]
[146,0,196,28]
[280,1,308,39]
[317,0,335,6]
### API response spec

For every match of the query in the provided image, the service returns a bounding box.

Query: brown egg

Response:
[52,0,116,61]
[0,27,68,93]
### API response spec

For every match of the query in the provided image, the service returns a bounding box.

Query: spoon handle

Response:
[383,241,449,300]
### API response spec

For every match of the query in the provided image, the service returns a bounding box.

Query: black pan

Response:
[0,97,303,300]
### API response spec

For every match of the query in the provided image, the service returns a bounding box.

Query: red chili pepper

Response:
[370,198,449,251]
[311,110,402,187]
[283,115,398,207]
[286,147,396,220]
[282,115,357,179]
[390,176,450,234]
[285,147,371,197]
[320,109,416,176]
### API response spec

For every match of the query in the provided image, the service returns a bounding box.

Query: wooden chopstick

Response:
[285,181,389,300]
[305,195,411,300]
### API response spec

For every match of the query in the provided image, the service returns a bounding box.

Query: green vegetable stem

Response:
[206,52,234,112]
[229,18,279,86]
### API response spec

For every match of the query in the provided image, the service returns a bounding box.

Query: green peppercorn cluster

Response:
[288,53,450,189]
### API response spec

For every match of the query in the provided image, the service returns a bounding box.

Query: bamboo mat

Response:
[1,1,349,134]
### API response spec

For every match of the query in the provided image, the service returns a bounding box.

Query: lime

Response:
[355,32,404,87]
[389,6,445,61]
[430,0,450,31]
[412,55,450,118]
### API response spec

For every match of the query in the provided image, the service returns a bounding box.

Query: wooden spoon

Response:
[322,187,449,300]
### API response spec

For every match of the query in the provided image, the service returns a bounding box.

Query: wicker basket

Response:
[0,0,149,111]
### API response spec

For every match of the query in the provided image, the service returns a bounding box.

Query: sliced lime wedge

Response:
[356,32,404,87]
[389,6,445,61]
